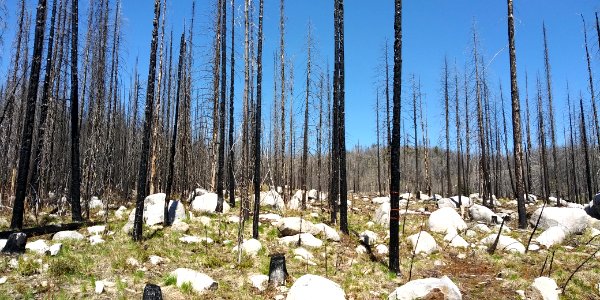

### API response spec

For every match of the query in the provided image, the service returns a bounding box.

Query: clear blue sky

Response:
[1,0,599,149]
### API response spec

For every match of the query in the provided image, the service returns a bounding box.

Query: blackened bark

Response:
[216,0,227,213]
[252,0,264,239]
[228,0,236,208]
[30,0,57,205]
[507,0,526,228]
[389,0,402,275]
[133,0,161,241]
[580,94,593,202]
[11,0,48,229]
[70,0,83,222]
[164,33,185,227]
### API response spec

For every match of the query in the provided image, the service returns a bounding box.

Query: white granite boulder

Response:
[428,207,467,233]
[388,276,462,300]
[191,193,230,214]
[287,274,346,300]
[529,207,588,234]
[170,268,218,294]
[407,231,438,255]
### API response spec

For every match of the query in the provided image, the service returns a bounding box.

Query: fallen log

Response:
[0,221,102,239]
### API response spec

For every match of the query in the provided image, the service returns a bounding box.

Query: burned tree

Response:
[11,0,48,229]
[507,0,526,228]
[389,0,402,275]
[133,0,161,241]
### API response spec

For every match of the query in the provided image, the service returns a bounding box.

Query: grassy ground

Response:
[0,195,599,299]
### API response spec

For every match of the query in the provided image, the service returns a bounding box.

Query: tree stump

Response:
[1,232,27,254]
[142,283,163,300]
[268,253,288,287]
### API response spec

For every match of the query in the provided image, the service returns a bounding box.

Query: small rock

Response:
[530,277,559,300]
[429,207,467,233]
[294,248,314,260]
[480,234,525,254]
[366,221,375,228]
[149,255,164,265]
[376,244,389,255]
[0,277,6,284]
[126,257,140,268]
[170,268,218,293]
[359,230,378,246]
[233,239,262,257]
[248,274,269,291]
[515,290,526,299]
[466,230,477,238]
[89,235,105,245]
[25,239,50,255]
[287,274,346,300]
[433,260,446,267]
[457,253,467,259]
[279,233,323,248]
[528,244,540,252]
[9,258,18,268]
[171,220,190,233]
[115,206,128,219]
[356,245,367,254]
[179,235,213,244]
[52,231,84,241]
[407,231,438,255]
[95,280,105,294]
[314,223,341,241]
[473,223,491,233]
[87,225,106,235]
[388,276,462,300]
[535,226,566,248]
[198,216,211,226]
[48,243,61,256]
[449,235,469,249]
[227,216,240,223]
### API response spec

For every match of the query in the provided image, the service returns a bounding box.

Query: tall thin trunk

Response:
[389,0,402,275]
[279,0,286,192]
[500,85,515,198]
[582,15,600,145]
[11,0,48,229]
[537,77,550,204]
[301,23,312,210]
[228,0,235,208]
[252,0,264,239]
[543,23,559,200]
[69,0,83,222]
[133,0,161,241]
[508,0,526,228]
[336,0,348,234]
[444,58,451,196]
[580,93,594,202]
[30,0,58,206]
[164,33,185,227]
[454,65,462,196]
[216,0,227,213]
[376,88,382,196]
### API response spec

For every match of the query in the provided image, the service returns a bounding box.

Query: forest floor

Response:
[0,193,600,299]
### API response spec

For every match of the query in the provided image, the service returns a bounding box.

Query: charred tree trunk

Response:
[580,93,594,202]
[542,24,559,201]
[444,58,451,196]
[252,0,264,239]
[389,0,402,275]
[11,0,48,229]
[507,0,526,228]
[582,15,600,146]
[70,0,83,222]
[301,24,312,210]
[228,0,236,208]
[216,0,227,213]
[133,0,161,241]
[164,33,185,227]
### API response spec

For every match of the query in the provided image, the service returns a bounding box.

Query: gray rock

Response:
[52,231,84,241]
[407,231,438,255]
[530,277,559,300]
[428,207,467,233]
[480,234,525,254]
[191,193,230,214]
[25,239,49,255]
[170,268,218,294]
[248,274,269,291]
[279,233,323,248]
[276,217,318,236]
[534,226,567,248]
[469,204,498,224]
[287,274,346,300]
[530,207,588,234]
[359,230,378,246]
[388,276,462,300]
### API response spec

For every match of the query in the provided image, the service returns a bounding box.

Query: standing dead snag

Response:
[389,0,402,275]
[252,0,264,240]
[216,0,227,213]
[164,33,186,227]
[11,0,48,229]
[507,0,526,229]
[70,0,83,223]
[301,23,312,210]
[133,0,161,241]
[228,0,236,208]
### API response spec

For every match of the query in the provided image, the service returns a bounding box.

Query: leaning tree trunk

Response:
[11,0,48,229]
[507,0,526,229]
[133,0,161,241]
